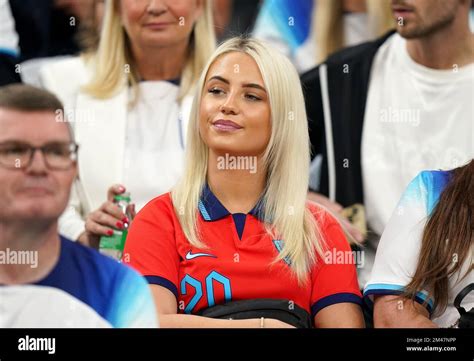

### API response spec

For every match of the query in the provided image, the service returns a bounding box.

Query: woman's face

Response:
[119,0,203,49]
[199,51,272,157]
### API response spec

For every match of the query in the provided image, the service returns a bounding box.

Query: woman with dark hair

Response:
[364,160,474,327]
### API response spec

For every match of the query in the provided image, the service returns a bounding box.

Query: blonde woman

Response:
[123,37,364,328]
[36,0,215,246]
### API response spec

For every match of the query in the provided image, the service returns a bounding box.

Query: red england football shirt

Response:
[123,185,362,320]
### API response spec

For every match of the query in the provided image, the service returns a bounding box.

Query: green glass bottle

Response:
[99,192,131,261]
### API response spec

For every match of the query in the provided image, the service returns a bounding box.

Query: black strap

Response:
[198,299,312,328]
[454,283,474,315]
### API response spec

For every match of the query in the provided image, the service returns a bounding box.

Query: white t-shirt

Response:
[123,81,185,211]
[362,33,474,236]
[0,285,111,328]
[364,170,474,327]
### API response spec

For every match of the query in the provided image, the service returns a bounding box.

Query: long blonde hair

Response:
[83,0,215,101]
[313,0,394,63]
[172,37,328,283]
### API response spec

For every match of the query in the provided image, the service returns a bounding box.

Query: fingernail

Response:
[122,217,129,224]
[107,230,114,236]
[116,221,123,229]
[119,186,125,192]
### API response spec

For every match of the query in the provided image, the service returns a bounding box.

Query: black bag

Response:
[198,299,312,328]
[454,283,474,328]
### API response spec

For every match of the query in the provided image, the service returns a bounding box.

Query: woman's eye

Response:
[245,94,261,101]
[208,88,224,95]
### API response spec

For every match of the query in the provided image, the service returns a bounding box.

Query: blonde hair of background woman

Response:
[83,0,216,102]
[172,37,329,284]
[313,0,394,63]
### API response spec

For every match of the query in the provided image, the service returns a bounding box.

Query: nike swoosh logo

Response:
[185,251,217,260]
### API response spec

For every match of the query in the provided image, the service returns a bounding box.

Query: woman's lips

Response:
[212,119,243,132]
[143,22,172,30]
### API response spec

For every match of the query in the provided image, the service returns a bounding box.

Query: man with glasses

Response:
[0,84,158,328]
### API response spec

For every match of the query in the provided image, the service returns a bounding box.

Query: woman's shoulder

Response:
[40,56,91,84]
[137,192,175,218]
[403,169,453,214]
[305,201,342,233]
[305,201,353,256]
[416,169,452,188]
[38,56,93,107]
[129,193,180,237]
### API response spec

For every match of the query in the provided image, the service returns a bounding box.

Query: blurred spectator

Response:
[9,0,100,61]
[365,161,474,328]
[253,0,314,72]
[212,0,233,39]
[471,1,474,30]
[75,0,105,54]
[213,0,262,40]
[301,0,474,288]
[313,0,394,63]
[0,0,20,85]
[36,0,216,247]
[0,84,157,328]
[19,0,103,86]
[253,0,393,73]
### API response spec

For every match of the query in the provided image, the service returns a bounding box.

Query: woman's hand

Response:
[78,184,136,248]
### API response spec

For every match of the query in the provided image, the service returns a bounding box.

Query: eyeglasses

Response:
[0,141,79,170]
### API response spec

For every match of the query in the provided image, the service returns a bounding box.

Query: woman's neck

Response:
[207,151,266,214]
[131,41,188,81]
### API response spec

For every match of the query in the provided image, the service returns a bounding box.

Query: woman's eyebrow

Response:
[208,75,229,84]
[207,75,266,93]
[242,83,266,93]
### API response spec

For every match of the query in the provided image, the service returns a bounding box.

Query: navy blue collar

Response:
[198,184,265,221]
[166,77,181,86]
